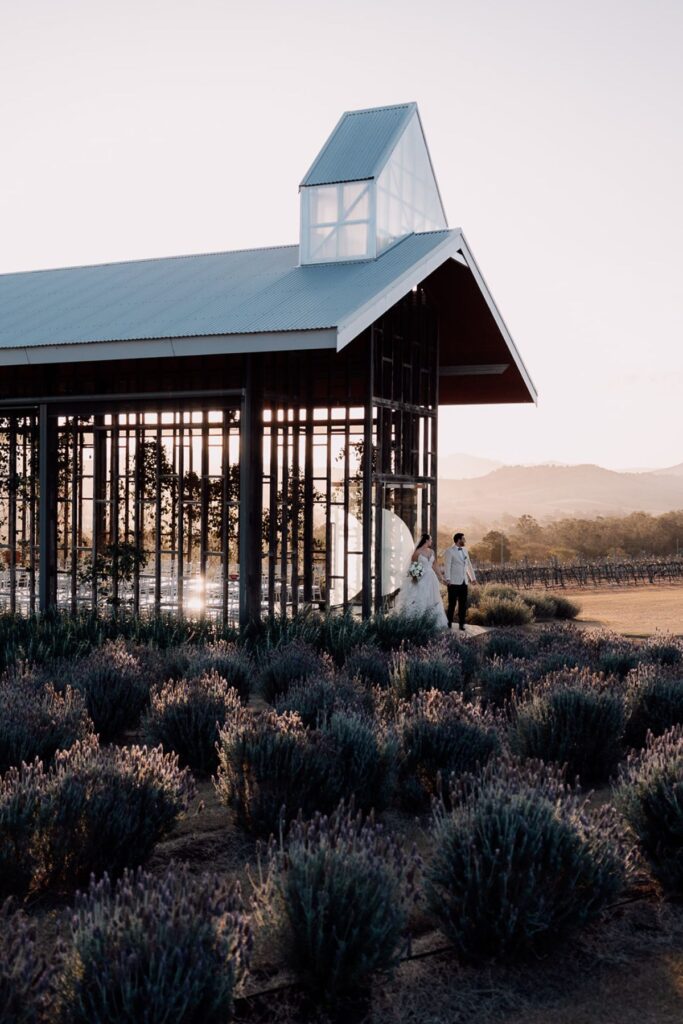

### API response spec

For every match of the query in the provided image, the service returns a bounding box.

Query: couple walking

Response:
[395,532,477,631]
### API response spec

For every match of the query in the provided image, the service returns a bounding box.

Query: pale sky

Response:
[1,0,681,470]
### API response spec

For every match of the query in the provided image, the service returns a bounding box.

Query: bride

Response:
[394,533,449,629]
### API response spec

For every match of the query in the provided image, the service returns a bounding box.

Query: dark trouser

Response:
[447,583,468,629]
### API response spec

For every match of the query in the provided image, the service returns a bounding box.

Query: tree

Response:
[472,530,512,565]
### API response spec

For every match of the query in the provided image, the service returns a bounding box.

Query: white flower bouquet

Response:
[407,560,424,583]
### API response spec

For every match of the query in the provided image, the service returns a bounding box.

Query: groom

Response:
[444,532,477,630]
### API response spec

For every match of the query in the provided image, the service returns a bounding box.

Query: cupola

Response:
[299,102,447,265]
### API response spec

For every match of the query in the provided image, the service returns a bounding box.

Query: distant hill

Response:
[438,462,683,528]
[437,453,503,479]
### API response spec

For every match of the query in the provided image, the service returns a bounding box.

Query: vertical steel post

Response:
[362,329,375,618]
[239,355,263,628]
[38,404,58,612]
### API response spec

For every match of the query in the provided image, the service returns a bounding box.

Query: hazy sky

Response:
[1,0,681,470]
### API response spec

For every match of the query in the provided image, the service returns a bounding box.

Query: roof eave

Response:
[0,328,337,367]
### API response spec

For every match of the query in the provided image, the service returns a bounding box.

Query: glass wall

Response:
[300,181,374,264]
[376,112,447,254]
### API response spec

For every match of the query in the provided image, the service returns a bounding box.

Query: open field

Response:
[3,610,683,1023]
[563,584,683,636]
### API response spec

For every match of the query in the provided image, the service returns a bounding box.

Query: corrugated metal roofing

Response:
[300,103,415,187]
[0,230,455,350]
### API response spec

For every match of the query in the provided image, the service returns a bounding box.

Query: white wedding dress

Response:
[394,552,449,629]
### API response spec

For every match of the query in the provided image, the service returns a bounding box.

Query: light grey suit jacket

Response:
[444,544,476,585]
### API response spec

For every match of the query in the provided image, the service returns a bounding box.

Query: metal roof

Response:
[0,228,537,404]
[300,103,416,187]
[0,230,453,351]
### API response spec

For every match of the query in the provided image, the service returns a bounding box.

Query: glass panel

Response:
[376,111,447,253]
[309,226,337,261]
[311,184,338,224]
[337,222,369,259]
[342,181,369,221]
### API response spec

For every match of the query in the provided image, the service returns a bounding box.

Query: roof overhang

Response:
[0,328,337,367]
[336,229,537,405]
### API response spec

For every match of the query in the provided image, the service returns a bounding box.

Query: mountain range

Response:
[437,460,683,529]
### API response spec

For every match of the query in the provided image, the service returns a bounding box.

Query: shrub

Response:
[552,594,581,620]
[397,691,500,810]
[216,710,341,836]
[481,584,520,602]
[389,650,463,700]
[143,672,243,775]
[134,644,194,686]
[624,666,683,748]
[597,646,639,680]
[367,611,440,652]
[317,613,372,667]
[260,805,417,1000]
[259,641,332,704]
[643,636,683,669]
[55,865,251,1024]
[37,738,194,891]
[0,899,54,1024]
[73,640,149,740]
[468,596,533,627]
[478,657,530,708]
[323,711,396,815]
[345,645,391,689]
[0,760,45,898]
[616,726,683,891]
[215,709,394,836]
[0,672,92,773]
[447,636,480,682]
[243,610,324,655]
[484,631,536,662]
[426,760,625,961]
[275,675,366,728]
[529,649,590,679]
[510,669,625,785]
[185,642,253,703]
[521,592,559,619]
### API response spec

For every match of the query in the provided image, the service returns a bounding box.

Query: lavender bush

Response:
[397,691,501,810]
[274,675,367,727]
[477,656,530,708]
[55,865,251,1023]
[40,737,194,889]
[389,648,464,700]
[0,671,92,773]
[427,759,625,961]
[366,611,440,652]
[259,804,418,1000]
[510,668,625,784]
[259,641,333,704]
[0,760,45,897]
[216,709,340,835]
[624,665,683,748]
[185,642,253,703]
[0,899,54,1024]
[143,671,243,774]
[344,645,391,689]
[616,725,683,890]
[216,708,395,836]
[73,640,149,740]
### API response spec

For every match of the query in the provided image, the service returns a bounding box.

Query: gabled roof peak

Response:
[300,102,417,188]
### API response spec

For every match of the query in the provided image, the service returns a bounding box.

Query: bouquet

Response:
[407,560,424,583]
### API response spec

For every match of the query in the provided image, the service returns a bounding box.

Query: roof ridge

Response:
[343,101,415,117]
[0,242,299,280]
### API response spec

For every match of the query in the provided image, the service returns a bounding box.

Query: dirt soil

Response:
[560,584,683,637]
